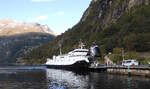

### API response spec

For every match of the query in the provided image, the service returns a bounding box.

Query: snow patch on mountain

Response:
[0,19,56,36]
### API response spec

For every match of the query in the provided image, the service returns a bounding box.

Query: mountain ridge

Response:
[0,19,56,36]
[0,19,56,64]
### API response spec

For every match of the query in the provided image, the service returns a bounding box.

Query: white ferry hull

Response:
[46,60,89,70]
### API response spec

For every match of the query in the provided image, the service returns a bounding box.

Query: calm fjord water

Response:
[0,66,150,89]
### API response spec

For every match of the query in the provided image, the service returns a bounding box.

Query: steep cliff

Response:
[23,0,150,64]
[81,0,149,28]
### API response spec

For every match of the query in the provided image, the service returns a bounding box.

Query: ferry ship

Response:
[45,41,100,70]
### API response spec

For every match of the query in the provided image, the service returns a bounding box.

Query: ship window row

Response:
[55,59,75,61]
[73,51,88,52]
[69,55,86,57]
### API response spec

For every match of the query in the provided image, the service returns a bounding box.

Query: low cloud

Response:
[33,15,48,22]
[31,0,56,2]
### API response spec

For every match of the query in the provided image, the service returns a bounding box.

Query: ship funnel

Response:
[90,42,101,57]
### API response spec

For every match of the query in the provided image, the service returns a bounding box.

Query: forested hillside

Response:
[22,0,150,64]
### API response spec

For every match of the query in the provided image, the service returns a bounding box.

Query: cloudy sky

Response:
[0,0,91,35]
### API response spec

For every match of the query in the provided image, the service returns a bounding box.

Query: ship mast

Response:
[59,43,62,55]
[78,39,85,49]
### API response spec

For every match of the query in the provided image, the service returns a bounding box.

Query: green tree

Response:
[123,33,136,51]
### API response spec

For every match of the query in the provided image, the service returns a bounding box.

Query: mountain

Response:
[0,19,56,36]
[0,19,56,64]
[23,0,150,64]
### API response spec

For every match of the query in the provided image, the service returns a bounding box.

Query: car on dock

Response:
[122,59,139,66]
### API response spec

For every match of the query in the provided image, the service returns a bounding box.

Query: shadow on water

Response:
[0,66,47,89]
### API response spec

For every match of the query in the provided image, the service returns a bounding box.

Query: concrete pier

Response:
[89,65,107,72]
[107,66,150,77]
[89,65,150,77]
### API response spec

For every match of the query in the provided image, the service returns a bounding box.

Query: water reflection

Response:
[46,69,89,89]
[0,66,150,89]
[46,69,150,89]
